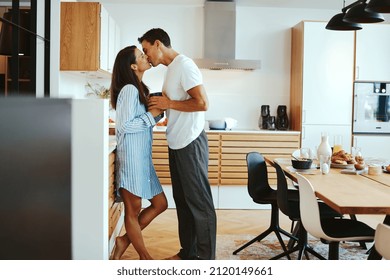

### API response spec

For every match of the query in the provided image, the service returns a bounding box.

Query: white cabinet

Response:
[99,6,109,73]
[353,134,390,161]
[355,24,390,81]
[303,124,352,154]
[100,9,121,73]
[108,15,120,73]
[290,21,355,150]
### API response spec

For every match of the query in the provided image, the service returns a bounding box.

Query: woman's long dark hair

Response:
[110,46,149,109]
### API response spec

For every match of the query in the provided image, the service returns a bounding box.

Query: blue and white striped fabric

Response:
[115,84,163,199]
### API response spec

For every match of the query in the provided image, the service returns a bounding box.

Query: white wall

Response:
[57,1,390,129]
[103,3,340,129]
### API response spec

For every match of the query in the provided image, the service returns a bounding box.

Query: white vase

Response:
[317,134,332,159]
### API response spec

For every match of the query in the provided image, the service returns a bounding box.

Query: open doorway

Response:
[0,0,50,97]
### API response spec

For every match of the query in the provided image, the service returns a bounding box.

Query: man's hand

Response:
[148,95,171,111]
[149,85,208,113]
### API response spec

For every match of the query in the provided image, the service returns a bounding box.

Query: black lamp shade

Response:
[365,0,390,13]
[326,13,363,30]
[0,10,31,56]
[343,2,385,23]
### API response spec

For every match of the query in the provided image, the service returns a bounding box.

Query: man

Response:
[138,28,216,260]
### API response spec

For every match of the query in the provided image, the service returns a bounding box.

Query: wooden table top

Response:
[362,172,390,188]
[266,157,390,215]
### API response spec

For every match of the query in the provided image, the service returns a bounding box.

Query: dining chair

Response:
[296,173,375,260]
[374,223,390,260]
[232,152,298,257]
[270,162,343,260]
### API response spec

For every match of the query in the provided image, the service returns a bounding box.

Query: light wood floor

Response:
[115,209,385,260]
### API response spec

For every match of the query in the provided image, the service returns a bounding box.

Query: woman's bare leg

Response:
[139,192,168,229]
[112,191,167,260]
[117,189,152,260]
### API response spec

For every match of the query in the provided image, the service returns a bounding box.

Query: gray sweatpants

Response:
[168,130,217,260]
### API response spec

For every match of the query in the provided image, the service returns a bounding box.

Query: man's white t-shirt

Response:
[162,54,206,150]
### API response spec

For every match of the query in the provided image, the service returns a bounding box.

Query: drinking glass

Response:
[319,154,331,175]
[333,135,343,154]
[300,148,310,159]
[351,146,362,158]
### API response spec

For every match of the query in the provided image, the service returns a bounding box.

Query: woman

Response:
[110,46,167,260]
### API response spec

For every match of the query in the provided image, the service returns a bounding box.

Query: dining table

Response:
[265,156,390,260]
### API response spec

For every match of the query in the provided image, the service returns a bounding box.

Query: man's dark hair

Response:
[138,28,171,47]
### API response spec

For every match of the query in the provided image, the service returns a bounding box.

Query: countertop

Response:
[154,126,300,134]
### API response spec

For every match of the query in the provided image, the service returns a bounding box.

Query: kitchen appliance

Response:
[276,105,289,130]
[193,0,261,70]
[208,119,226,130]
[353,81,390,134]
[208,118,237,130]
[259,105,270,129]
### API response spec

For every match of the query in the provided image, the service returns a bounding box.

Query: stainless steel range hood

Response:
[193,0,261,70]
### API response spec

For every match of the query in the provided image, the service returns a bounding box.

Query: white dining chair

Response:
[374,223,390,260]
[296,173,376,260]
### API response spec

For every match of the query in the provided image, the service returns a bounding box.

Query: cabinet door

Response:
[100,6,109,72]
[355,24,390,81]
[302,22,354,125]
[60,2,100,71]
[107,15,119,73]
[303,124,352,153]
[353,135,390,160]
[100,9,120,73]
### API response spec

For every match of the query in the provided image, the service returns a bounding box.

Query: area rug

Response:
[216,234,372,260]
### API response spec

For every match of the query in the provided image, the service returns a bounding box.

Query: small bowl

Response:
[291,158,313,170]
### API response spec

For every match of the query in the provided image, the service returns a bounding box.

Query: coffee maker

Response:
[276,105,289,130]
[259,105,270,129]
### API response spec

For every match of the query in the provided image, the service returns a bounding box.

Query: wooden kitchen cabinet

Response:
[60,2,120,74]
[108,150,123,251]
[290,21,354,150]
[355,24,390,81]
[220,133,300,185]
[152,131,220,185]
[152,131,300,186]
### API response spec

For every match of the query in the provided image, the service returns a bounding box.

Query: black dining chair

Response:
[296,173,375,260]
[233,152,299,257]
[270,162,343,260]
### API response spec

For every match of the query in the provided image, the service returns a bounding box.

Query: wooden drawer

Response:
[153,131,221,185]
[220,133,299,186]
[109,202,123,239]
[152,131,298,186]
[108,151,124,239]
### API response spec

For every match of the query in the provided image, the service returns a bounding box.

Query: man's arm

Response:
[148,85,208,112]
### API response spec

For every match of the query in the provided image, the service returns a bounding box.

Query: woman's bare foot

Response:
[164,254,181,260]
[111,235,130,260]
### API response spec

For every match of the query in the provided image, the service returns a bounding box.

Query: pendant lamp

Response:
[326,13,362,30]
[343,2,385,23]
[365,0,390,13]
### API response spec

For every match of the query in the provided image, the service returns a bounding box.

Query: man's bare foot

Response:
[164,254,181,260]
[111,236,130,260]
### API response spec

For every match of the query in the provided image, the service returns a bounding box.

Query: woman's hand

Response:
[148,108,164,117]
